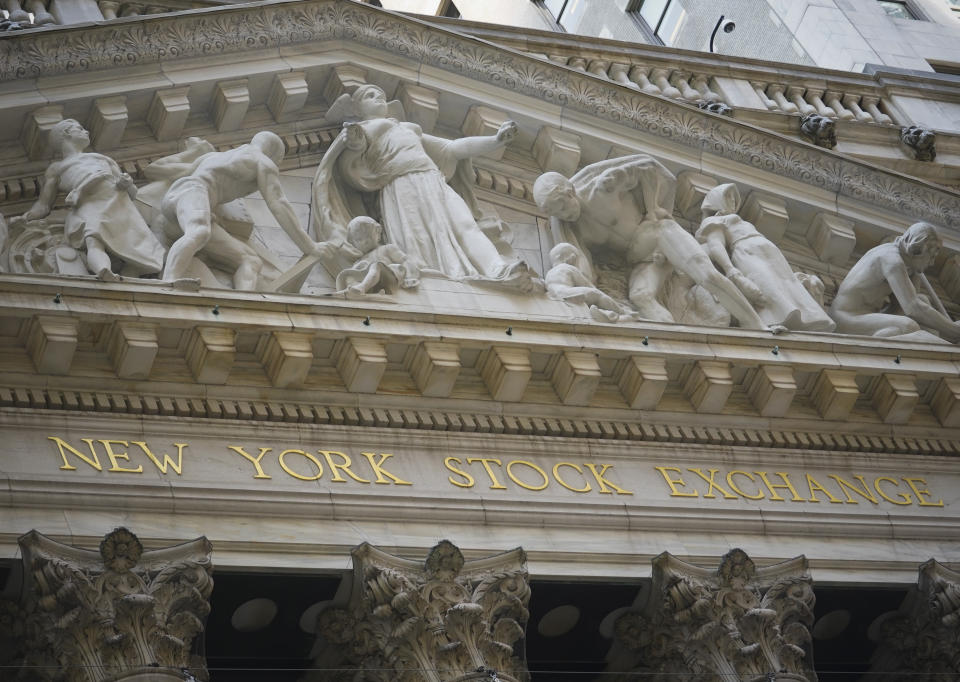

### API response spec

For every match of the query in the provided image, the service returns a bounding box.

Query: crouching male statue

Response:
[155,130,335,289]
[830,221,960,343]
[533,155,777,332]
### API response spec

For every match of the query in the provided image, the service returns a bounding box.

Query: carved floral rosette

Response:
[308,540,530,682]
[15,528,213,682]
[867,559,960,679]
[608,549,816,682]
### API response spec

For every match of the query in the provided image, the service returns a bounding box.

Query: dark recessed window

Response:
[441,0,461,18]
[542,0,588,31]
[628,0,687,45]
[878,0,916,18]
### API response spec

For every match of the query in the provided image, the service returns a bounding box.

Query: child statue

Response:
[546,242,636,322]
[335,216,420,298]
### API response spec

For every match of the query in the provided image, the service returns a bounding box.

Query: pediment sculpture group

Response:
[4,84,959,344]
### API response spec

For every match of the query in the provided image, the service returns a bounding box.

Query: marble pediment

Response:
[2,0,960,433]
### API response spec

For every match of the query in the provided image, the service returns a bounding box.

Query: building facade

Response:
[0,0,959,680]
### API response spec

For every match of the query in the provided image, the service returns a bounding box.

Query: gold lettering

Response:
[278,449,324,481]
[687,468,737,499]
[828,475,879,505]
[466,458,508,490]
[227,445,273,479]
[874,477,913,506]
[361,453,412,486]
[755,471,806,502]
[99,439,142,474]
[444,457,475,488]
[132,441,185,475]
[726,470,764,500]
[506,460,549,491]
[654,467,698,497]
[49,436,102,471]
[902,477,944,507]
[552,462,591,493]
[585,463,633,495]
[805,474,843,504]
[319,450,370,484]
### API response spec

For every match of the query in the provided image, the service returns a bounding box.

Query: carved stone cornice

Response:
[3,381,960,457]
[0,0,958,227]
[307,541,529,682]
[15,528,213,682]
[868,559,960,679]
[607,549,816,682]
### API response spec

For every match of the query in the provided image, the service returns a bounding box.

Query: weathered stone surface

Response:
[406,341,461,398]
[14,528,213,682]
[336,336,387,393]
[606,549,816,682]
[307,540,530,682]
[186,326,236,384]
[24,315,78,375]
[868,560,960,680]
[480,346,531,402]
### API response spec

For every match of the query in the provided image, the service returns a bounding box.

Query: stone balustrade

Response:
[2,0,56,26]
[544,53,724,106]
[534,51,900,128]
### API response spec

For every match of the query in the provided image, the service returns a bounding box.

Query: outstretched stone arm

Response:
[23,166,60,220]
[885,256,960,341]
[700,229,764,303]
[256,159,328,258]
[143,146,207,181]
[589,160,673,220]
[427,121,517,160]
[700,229,735,274]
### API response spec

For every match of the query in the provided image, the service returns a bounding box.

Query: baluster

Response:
[98,0,119,18]
[628,65,664,95]
[548,54,567,64]
[649,68,682,98]
[669,71,701,100]
[690,74,720,102]
[119,2,144,15]
[824,91,855,120]
[805,88,836,117]
[786,86,816,115]
[567,57,587,72]
[766,84,798,113]
[842,93,872,122]
[587,59,611,80]
[750,81,777,110]
[4,0,31,22]
[861,95,893,124]
[25,0,54,23]
[608,63,639,90]
[146,5,166,12]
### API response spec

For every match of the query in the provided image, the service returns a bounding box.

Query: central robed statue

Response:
[311,84,538,290]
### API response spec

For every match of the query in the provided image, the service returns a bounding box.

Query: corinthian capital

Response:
[306,540,530,682]
[868,559,960,678]
[16,528,213,682]
[607,549,816,682]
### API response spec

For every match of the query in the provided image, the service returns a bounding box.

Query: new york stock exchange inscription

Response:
[47,435,947,509]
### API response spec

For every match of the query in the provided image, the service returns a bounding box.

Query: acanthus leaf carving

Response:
[605,549,816,682]
[306,540,529,682]
[868,559,960,679]
[15,527,213,682]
